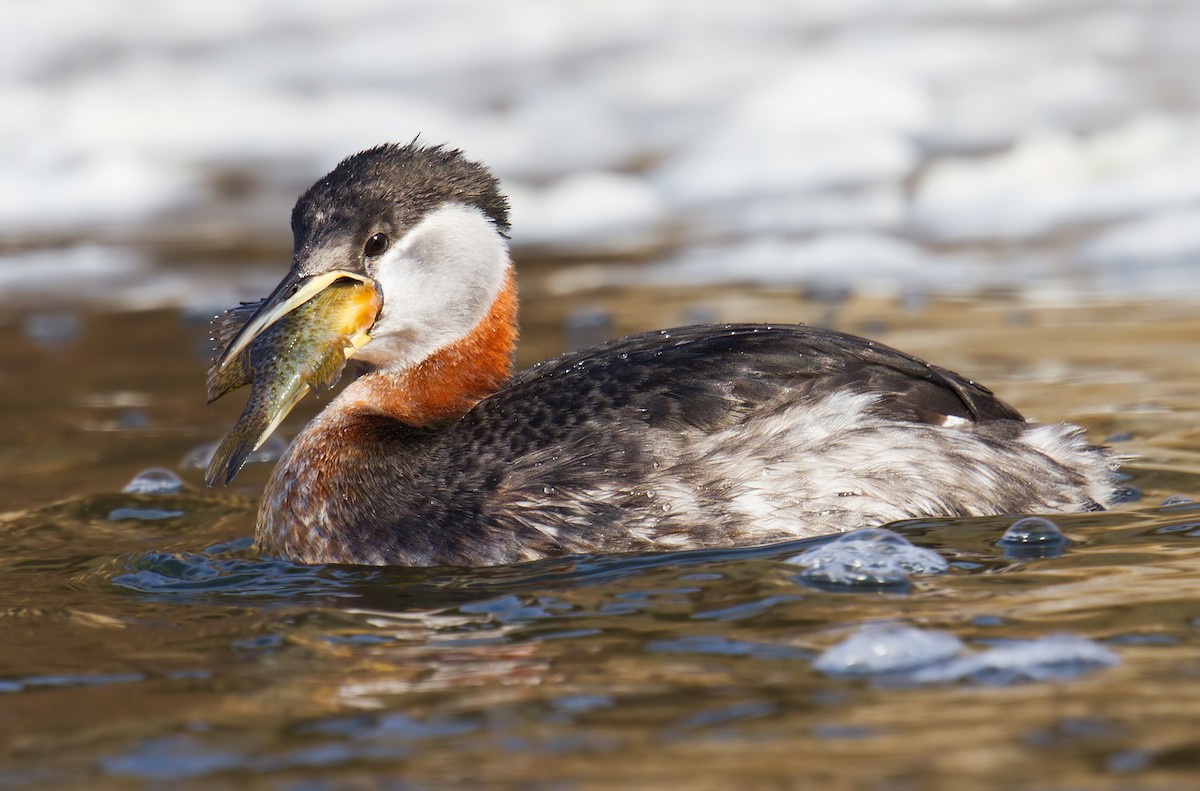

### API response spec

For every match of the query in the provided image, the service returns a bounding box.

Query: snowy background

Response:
[2,0,1199,307]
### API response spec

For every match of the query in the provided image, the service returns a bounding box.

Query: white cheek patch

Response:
[357,202,510,371]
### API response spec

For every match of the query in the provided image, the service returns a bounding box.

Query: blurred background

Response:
[7,3,1200,787]
[3,0,1199,314]
[7,0,1200,506]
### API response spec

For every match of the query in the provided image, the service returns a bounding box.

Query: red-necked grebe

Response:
[205,142,1118,567]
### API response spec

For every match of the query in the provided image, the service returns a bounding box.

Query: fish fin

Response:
[211,300,266,358]
[306,341,353,394]
[206,301,265,402]
[206,354,254,403]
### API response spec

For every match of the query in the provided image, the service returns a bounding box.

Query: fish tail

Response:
[205,417,260,487]
[205,383,311,487]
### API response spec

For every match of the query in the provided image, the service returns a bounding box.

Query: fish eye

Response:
[363,233,390,258]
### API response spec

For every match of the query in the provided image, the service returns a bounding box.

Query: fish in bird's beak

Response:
[205,270,382,487]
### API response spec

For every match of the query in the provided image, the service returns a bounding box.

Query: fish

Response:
[205,275,382,487]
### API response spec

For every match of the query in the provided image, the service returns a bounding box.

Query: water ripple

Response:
[108,539,375,601]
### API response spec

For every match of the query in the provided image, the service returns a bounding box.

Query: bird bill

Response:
[205,271,381,486]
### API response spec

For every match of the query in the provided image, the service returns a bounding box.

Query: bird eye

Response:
[363,233,390,258]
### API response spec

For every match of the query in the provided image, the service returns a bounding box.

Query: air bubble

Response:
[814,626,1118,686]
[122,468,183,495]
[997,517,1069,559]
[905,635,1120,686]
[787,528,947,590]
[1000,516,1063,544]
[814,624,964,677]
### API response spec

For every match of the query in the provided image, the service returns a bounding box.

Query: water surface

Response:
[3,288,1200,789]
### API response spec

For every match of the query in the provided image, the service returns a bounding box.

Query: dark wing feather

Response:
[336,324,1030,565]
[489,323,1022,437]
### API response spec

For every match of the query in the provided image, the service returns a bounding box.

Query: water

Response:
[3,293,1200,788]
[4,2,1200,786]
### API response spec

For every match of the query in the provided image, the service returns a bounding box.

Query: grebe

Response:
[206,142,1118,567]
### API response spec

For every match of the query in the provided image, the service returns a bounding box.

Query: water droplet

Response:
[122,468,183,495]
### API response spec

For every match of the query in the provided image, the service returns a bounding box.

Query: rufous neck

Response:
[344,268,518,426]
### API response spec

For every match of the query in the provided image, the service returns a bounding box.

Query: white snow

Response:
[1080,208,1200,265]
[509,172,668,250]
[0,246,146,294]
[643,234,989,297]
[912,116,1200,241]
[1075,208,1200,297]
[0,0,1198,303]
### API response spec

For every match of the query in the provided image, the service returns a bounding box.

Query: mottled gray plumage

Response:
[207,142,1119,568]
[259,323,1117,566]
